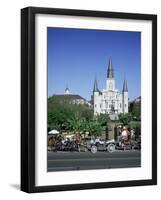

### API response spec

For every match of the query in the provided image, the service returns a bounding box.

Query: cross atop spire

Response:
[107,57,114,78]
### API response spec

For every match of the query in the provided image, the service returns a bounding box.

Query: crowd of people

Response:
[114,125,141,147]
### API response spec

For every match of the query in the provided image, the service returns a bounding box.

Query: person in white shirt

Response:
[121,127,129,143]
[122,128,128,137]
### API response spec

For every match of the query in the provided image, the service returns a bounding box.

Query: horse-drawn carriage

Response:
[48,133,116,153]
[84,138,116,153]
[48,128,141,153]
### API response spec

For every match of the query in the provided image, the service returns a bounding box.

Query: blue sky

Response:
[48,27,141,101]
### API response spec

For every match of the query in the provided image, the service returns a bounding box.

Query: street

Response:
[47,150,141,172]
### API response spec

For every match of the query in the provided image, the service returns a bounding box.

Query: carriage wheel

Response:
[91,145,97,154]
[84,147,88,152]
[107,143,115,153]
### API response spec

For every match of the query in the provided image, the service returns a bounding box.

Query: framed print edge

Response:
[152,14,157,185]
[21,6,157,193]
[21,8,30,192]
[21,7,36,193]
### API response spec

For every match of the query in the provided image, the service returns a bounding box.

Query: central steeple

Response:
[106,57,115,90]
[107,57,114,78]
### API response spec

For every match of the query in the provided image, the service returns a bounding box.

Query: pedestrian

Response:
[130,129,135,140]
[121,127,129,143]
[95,136,100,146]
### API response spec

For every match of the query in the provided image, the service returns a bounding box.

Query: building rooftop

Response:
[53,94,86,101]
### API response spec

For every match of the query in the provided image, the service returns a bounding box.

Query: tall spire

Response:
[93,77,99,92]
[107,57,114,78]
[122,79,128,92]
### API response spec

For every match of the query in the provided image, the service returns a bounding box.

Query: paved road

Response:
[47,150,141,172]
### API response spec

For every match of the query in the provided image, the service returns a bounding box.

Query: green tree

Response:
[48,96,111,137]
[131,101,141,121]
[119,113,132,125]
[128,121,141,134]
[88,120,102,137]
[96,113,110,126]
[48,95,94,132]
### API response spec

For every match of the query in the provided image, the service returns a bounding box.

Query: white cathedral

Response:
[93,57,128,116]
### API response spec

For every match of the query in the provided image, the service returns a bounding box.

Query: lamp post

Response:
[105,125,109,141]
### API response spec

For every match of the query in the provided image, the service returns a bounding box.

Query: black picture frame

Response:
[21,6,157,193]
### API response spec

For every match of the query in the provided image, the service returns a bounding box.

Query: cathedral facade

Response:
[93,58,128,115]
